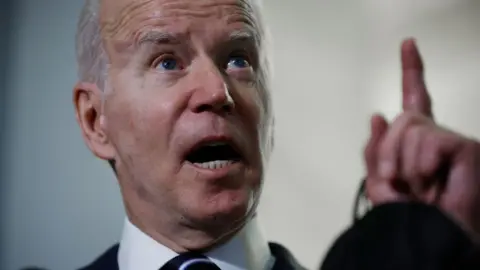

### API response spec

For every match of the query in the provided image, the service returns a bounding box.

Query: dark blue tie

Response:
[159,252,221,270]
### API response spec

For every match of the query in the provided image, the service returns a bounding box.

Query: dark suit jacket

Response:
[78,242,307,270]
[320,202,480,270]
[32,202,480,270]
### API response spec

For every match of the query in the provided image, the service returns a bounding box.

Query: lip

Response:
[185,160,244,178]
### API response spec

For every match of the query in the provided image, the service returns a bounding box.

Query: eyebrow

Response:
[228,30,259,45]
[133,29,260,54]
[136,31,182,47]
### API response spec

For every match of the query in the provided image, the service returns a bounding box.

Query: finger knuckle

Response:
[405,124,424,141]
[393,111,431,128]
[423,128,438,147]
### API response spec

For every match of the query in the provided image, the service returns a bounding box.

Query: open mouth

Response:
[185,141,243,170]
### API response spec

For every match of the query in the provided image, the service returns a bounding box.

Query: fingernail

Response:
[379,161,394,179]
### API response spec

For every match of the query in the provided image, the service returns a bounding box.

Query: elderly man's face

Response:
[80,0,267,234]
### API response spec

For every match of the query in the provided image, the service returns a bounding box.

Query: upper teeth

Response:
[195,160,234,169]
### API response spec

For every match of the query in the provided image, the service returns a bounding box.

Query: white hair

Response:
[75,0,274,153]
[76,0,107,90]
[75,0,275,241]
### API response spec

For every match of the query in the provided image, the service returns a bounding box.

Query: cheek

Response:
[233,84,263,130]
[232,84,267,163]
[109,72,186,142]
[242,90,267,158]
[106,90,180,166]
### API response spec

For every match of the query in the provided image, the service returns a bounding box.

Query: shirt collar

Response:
[118,216,273,270]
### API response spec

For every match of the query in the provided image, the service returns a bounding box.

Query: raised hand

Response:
[364,38,480,240]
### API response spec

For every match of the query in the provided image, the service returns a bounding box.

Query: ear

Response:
[73,82,115,161]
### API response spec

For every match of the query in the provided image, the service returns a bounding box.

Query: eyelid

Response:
[230,49,251,59]
[229,49,257,67]
[151,53,185,70]
[224,52,254,72]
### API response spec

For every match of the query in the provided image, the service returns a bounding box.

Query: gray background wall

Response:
[0,0,15,266]
[1,1,480,270]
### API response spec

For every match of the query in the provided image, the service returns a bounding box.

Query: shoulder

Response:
[321,203,480,270]
[77,244,120,270]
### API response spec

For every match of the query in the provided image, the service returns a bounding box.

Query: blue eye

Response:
[155,57,180,71]
[227,56,251,69]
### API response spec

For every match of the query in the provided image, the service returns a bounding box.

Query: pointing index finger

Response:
[401,38,433,118]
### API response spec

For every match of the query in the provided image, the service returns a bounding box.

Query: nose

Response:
[188,62,234,114]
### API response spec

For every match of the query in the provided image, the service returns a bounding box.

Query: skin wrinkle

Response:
[101,0,258,41]
[101,1,151,39]
[104,22,260,62]
[75,0,273,253]
[103,12,261,82]
[100,0,267,115]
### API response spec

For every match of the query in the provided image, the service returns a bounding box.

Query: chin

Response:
[186,188,254,230]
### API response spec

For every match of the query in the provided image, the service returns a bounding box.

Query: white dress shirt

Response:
[118,216,275,270]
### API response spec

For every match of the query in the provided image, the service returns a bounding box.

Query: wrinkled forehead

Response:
[99,0,261,43]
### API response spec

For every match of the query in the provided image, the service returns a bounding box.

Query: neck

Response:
[124,198,255,253]
[119,214,273,270]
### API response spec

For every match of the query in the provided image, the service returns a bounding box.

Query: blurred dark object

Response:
[323,202,480,270]
[352,178,371,223]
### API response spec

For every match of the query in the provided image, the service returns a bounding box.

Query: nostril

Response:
[194,103,233,114]
[222,104,233,113]
[196,104,211,113]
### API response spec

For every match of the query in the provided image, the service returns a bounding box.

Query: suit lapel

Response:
[78,244,119,270]
[269,243,307,270]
